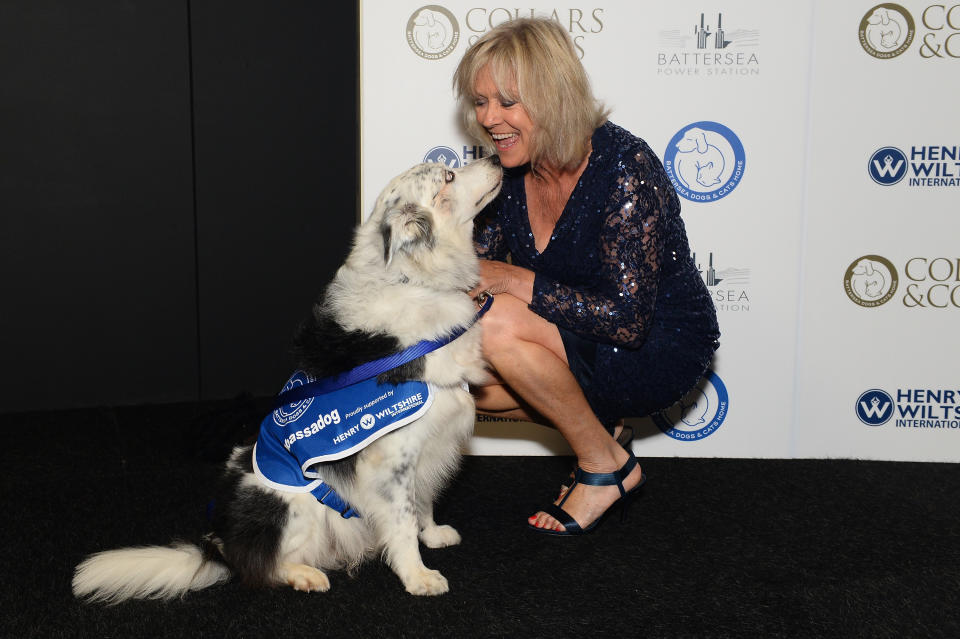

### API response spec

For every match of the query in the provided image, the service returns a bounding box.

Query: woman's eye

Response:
[445,170,455,183]
[500,100,516,108]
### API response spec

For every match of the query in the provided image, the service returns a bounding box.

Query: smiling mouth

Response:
[490,132,518,151]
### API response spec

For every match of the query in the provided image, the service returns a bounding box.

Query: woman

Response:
[454,18,720,535]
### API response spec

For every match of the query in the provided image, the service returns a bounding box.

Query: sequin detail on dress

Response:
[475,122,720,420]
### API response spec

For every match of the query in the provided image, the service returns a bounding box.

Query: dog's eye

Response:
[444,170,455,183]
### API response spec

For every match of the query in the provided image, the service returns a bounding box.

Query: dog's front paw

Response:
[420,524,461,548]
[403,566,449,596]
[281,563,331,593]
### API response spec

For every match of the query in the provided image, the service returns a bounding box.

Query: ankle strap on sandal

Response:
[572,455,638,497]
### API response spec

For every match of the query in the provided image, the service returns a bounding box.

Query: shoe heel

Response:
[618,490,636,523]
[618,475,646,523]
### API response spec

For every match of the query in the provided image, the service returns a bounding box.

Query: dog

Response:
[674,126,725,190]
[865,7,903,50]
[72,155,502,602]
[850,258,888,300]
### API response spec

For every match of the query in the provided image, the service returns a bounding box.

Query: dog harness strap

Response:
[271,294,494,412]
[311,482,360,519]
[257,294,494,519]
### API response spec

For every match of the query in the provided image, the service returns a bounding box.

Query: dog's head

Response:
[677,128,709,154]
[369,156,502,274]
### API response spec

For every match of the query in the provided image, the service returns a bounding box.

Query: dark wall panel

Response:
[189,2,357,400]
[0,2,199,411]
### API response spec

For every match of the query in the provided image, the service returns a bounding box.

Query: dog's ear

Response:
[381,202,435,266]
[694,130,708,154]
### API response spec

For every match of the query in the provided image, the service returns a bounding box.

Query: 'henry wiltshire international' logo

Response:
[406,6,460,60]
[859,4,916,59]
[843,255,899,307]
[663,121,745,203]
[423,146,462,168]
[868,147,908,185]
[856,389,895,426]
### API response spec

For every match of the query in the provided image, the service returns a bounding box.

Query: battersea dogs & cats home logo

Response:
[273,371,316,425]
[844,255,899,307]
[663,121,746,202]
[859,4,916,58]
[652,370,729,441]
[406,5,460,59]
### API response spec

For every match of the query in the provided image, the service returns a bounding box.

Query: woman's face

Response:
[472,66,534,168]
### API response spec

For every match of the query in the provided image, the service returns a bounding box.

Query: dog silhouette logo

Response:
[663,121,745,203]
[406,6,460,60]
[844,255,899,307]
[652,370,729,441]
[859,4,915,59]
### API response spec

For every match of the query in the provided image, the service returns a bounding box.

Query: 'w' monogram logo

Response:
[860,396,889,419]
[872,155,903,177]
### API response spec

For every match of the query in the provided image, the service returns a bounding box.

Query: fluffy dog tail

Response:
[72,541,230,604]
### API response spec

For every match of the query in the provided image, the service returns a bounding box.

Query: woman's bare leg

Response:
[474,293,644,531]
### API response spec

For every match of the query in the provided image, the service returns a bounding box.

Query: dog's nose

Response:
[489,155,501,166]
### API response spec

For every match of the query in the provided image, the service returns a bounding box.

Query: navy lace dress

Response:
[475,121,720,425]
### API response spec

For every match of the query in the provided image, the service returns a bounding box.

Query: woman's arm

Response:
[528,148,673,348]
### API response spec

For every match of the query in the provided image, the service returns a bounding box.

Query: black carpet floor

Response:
[2,400,958,639]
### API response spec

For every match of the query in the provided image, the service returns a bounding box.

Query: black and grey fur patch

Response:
[293,304,401,380]
[381,203,435,265]
[377,358,425,385]
[210,465,289,588]
[292,293,425,386]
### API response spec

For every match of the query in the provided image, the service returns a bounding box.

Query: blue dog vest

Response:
[250,292,493,518]
[253,371,434,518]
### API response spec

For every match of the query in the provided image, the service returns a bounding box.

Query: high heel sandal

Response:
[530,454,646,536]
[558,425,634,498]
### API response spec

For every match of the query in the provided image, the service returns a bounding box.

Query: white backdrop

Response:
[359,1,960,461]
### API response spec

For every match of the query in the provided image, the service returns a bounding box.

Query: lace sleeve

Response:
[530,151,673,348]
[473,205,509,261]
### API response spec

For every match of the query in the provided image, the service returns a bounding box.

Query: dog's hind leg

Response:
[279,563,330,593]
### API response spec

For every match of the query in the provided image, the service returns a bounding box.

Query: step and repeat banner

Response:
[359,1,959,461]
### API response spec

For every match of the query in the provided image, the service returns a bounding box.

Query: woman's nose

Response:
[480,103,500,127]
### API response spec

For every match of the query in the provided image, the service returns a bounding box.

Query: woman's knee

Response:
[478,294,525,351]
[478,293,566,362]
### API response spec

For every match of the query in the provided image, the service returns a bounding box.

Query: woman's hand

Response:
[470,260,535,304]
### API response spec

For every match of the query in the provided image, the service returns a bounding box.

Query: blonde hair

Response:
[452,17,609,172]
